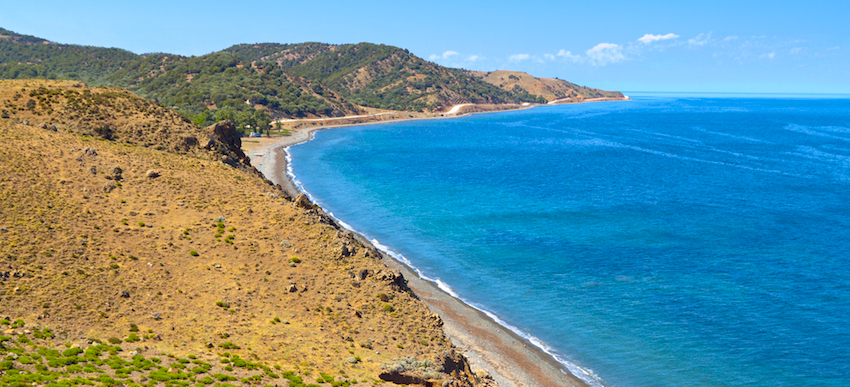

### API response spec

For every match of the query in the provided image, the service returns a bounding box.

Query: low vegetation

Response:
[0,79,488,386]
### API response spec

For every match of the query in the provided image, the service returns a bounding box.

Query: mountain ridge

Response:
[1,27,625,132]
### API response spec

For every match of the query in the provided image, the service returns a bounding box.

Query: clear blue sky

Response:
[3,0,848,93]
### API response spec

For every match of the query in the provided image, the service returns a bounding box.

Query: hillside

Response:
[469,70,624,103]
[1,27,625,131]
[0,79,489,387]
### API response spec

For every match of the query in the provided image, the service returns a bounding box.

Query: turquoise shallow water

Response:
[288,96,850,387]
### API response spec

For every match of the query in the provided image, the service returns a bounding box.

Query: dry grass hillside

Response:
[469,70,625,103]
[0,80,487,387]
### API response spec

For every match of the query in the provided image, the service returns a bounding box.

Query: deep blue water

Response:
[287,96,850,387]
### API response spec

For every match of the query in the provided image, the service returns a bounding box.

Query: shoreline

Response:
[243,104,608,387]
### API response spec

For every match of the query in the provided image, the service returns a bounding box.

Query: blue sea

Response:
[287,95,850,387]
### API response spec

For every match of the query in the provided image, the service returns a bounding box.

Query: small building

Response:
[249,132,262,138]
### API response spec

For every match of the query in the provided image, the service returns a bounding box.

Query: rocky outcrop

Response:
[202,120,250,167]
[379,350,492,387]
[293,193,312,209]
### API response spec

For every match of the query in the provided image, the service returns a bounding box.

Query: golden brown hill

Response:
[0,80,488,386]
[469,70,625,103]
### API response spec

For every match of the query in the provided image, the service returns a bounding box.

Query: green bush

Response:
[213,373,236,381]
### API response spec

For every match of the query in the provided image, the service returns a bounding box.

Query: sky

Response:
[2,0,848,93]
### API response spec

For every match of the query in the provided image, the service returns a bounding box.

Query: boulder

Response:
[293,193,312,209]
[105,166,123,181]
[103,182,117,193]
[146,169,161,178]
[202,120,250,166]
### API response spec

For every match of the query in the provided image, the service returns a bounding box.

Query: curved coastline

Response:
[244,107,604,387]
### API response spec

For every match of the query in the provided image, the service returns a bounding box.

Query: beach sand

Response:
[242,118,593,387]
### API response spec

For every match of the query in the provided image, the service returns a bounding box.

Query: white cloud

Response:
[428,50,459,61]
[760,52,776,59]
[557,49,582,62]
[724,36,739,41]
[688,32,713,47]
[466,55,480,61]
[586,43,625,66]
[638,33,679,44]
[544,53,555,60]
[509,53,530,61]
[827,46,840,51]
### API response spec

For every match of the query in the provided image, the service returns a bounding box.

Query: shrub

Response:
[189,250,199,256]
[63,347,84,357]
[214,373,236,381]
[108,338,122,344]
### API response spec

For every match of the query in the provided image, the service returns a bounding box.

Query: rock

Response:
[358,269,370,280]
[0,227,7,232]
[201,121,250,166]
[280,240,291,248]
[288,283,298,293]
[49,125,57,131]
[213,216,227,223]
[89,166,97,176]
[119,290,130,298]
[151,313,162,320]
[83,148,97,156]
[293,193,312,209]
[346,357,358,364]
[103,182,117,193]
[146,169,161,178]
[105,166,123,181]
[338,244,351,258]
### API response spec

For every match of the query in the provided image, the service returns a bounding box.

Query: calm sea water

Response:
[287,95,850,387]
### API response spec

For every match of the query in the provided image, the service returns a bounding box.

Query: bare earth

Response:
[243,106,592,387]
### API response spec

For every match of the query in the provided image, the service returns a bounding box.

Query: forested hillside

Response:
[1,27,623,132]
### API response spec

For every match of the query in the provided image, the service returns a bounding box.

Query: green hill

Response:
[1,27,624,131]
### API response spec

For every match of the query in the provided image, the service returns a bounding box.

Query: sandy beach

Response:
[242,109,593,387]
